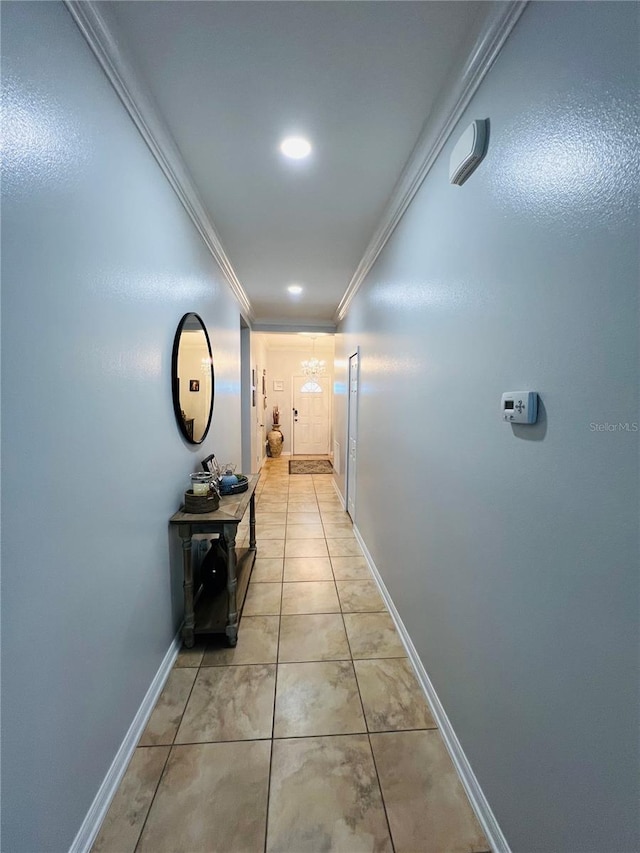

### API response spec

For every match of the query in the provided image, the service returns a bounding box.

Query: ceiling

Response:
[98,1,490,327]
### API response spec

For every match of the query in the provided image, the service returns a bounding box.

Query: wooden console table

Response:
[169,474,259,648]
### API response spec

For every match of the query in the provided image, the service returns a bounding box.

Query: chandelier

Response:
[301,336,325,378]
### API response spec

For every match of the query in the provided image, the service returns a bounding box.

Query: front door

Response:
[292,374,330,455]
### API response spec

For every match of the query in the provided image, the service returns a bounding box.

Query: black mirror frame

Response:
[171,312,215,445]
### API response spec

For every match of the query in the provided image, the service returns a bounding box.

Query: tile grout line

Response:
[132,744,173,853]
[337,566,397,853]
[366,728,397,853]
[262,469,287,853]
[345,611,398,853]
[132,656,201,852]
[136,725,438,749]
[338,552,418,852]
[195,652,407,667]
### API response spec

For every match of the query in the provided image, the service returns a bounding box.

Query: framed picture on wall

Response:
[189,379,200,392]
[262,370,266,395]
[273,380,284,391]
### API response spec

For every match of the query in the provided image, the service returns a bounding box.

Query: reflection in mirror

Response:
[171,313,214,444]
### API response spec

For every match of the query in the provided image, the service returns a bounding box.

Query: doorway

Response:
[255,365,266,469]
[240,321,252,474]
[345,351,359,520]
[292,374,331,455]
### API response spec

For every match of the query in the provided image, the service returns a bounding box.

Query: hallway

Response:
[92,457,489,853]
[3,2,638,849]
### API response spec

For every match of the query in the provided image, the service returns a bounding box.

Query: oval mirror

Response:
[171,313,215,444]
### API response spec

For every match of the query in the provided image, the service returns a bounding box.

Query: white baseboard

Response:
[332,477,346,509]
[68,630,182,853]
[352,525,511,853]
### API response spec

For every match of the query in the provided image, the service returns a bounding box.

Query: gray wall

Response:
[1,3,242,850]
[335,3,639,851]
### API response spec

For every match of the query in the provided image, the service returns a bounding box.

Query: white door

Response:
[292,374,330,455]
[254,365,265,469]
[240,326,252,474]
[346,353,359,519]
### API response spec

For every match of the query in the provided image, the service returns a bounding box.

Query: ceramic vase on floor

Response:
[267,424,284,457]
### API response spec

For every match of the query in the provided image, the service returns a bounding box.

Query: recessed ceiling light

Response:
[287,284,303,295]
[280,137,312,160]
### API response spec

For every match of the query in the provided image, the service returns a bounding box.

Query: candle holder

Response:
[190,472,213,495]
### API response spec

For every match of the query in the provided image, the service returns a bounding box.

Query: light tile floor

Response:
[92,456,490,853]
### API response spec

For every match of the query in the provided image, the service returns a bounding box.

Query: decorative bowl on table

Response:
[219,474,249,496]
[184,489,220,513]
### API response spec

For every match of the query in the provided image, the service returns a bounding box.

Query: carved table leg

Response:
[224,523,238,647]
[249,493,257,551]
[179,524,195,648]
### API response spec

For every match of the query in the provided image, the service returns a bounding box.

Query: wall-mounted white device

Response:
[449,119,488,185]
[501,392,538,424]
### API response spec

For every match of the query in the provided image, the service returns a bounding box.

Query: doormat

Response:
[289,460,333,474]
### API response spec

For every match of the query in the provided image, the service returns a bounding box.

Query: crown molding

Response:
[334,0,528,323]
[64,0,253,321]
[64,0,526,328]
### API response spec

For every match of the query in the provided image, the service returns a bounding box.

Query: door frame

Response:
[291,373,332,456]
[345,348,360,519]
[256,363,265,469]
[240,322,252,474]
